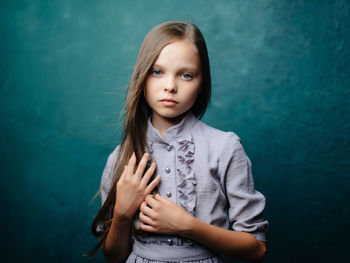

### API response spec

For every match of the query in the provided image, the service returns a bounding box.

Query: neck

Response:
[151,112,187,137]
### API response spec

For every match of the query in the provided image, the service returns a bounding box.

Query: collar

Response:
[146,111,198,144]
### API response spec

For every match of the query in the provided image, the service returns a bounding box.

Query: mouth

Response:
[160,99,178,103]
[159,98,178,106]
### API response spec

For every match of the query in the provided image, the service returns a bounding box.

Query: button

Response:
[166,191,172,197]
[167,238,173,245]
[96,224,104,233]
[166,145,172,151]
[165,167,171,173]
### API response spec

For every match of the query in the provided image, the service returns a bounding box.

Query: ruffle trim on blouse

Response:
[176,134,196,216]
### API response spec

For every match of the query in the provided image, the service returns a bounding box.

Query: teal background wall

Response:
[1,0,349,262]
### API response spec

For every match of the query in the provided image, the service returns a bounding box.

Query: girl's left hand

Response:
[139,194,193,235]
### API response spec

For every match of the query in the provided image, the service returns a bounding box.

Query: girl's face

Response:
[144,39,202,126]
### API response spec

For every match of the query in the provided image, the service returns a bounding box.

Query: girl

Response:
[89,21,269,262]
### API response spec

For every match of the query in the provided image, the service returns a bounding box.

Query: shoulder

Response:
[100,145,120,197]
[102,145,120,179]
[105,145,120,167]
[194,119,243,152]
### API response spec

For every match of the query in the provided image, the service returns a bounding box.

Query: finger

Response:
[145,195,158,208]
[154,193,164,201]
[140,222,157,233]
[140,201,154,217]
[127,152,136,176]
[139,211,154,226]
[119,165,128,182]
[134,153,149,179]
[140,162,156,188]
[145,174,161,195]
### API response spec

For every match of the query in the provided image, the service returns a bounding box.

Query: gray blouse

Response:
[100,111,269,262]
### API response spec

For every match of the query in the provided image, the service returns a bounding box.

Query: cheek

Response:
[144,78,155,101]
[189,83,202,99]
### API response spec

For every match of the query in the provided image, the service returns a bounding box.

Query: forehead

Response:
[153,39,200,69]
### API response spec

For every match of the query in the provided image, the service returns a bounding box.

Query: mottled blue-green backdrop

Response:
[1,0,349,262]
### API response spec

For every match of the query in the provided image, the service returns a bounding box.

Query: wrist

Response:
[179,214,196,238]
[113,209,133,226]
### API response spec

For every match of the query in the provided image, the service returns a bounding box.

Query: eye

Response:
[181,73,193,80]
[151,69,162,76]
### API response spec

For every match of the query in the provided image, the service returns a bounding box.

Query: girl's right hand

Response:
[115,152,161,221]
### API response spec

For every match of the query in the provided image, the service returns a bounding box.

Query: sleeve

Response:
[100,145,120,205]
[219,133,269,242]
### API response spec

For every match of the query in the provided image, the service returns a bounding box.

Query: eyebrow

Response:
[152,63,199,71]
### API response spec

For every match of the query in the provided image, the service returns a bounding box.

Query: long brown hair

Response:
[87,20,211,256]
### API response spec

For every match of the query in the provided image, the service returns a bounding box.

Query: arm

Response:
[103,214,133,263]
[139,135,268,262]
[184,215,266,262]
[102,153,161,263]
[140,194,266,262]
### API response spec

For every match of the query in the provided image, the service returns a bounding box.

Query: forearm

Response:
[181,217,266,262]
[102,153,161,262]
[103,213,132,263]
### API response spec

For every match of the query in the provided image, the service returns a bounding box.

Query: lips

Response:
[160,99,178,103]
[159,98,178,106]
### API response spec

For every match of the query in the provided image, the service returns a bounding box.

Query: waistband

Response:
[133,239,218,261]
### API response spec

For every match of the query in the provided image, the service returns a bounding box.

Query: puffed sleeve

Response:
[219,133,269,242]
[100,145,120,205]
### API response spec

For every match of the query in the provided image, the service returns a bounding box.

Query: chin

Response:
[156,109,188,120]
[165,111,188,120]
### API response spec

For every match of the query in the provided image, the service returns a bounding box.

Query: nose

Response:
[164,76,177,93]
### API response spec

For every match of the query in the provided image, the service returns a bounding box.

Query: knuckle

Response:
[131,182,139,189]
[154,203,161,211]
[140,203,146,210]
[149,163,156,171]
[130,178,138,185]
[124,177,131,183]
[147,162,154,169]
[149,214,156,220]
[136,186,144,194]
[153,215,160,222]
[140,223,146,231]
[140,158,147,165]
[143,153,149,161]
[145,195,151,202]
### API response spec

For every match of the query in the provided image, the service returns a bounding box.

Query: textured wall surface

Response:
[1,0,349,262]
